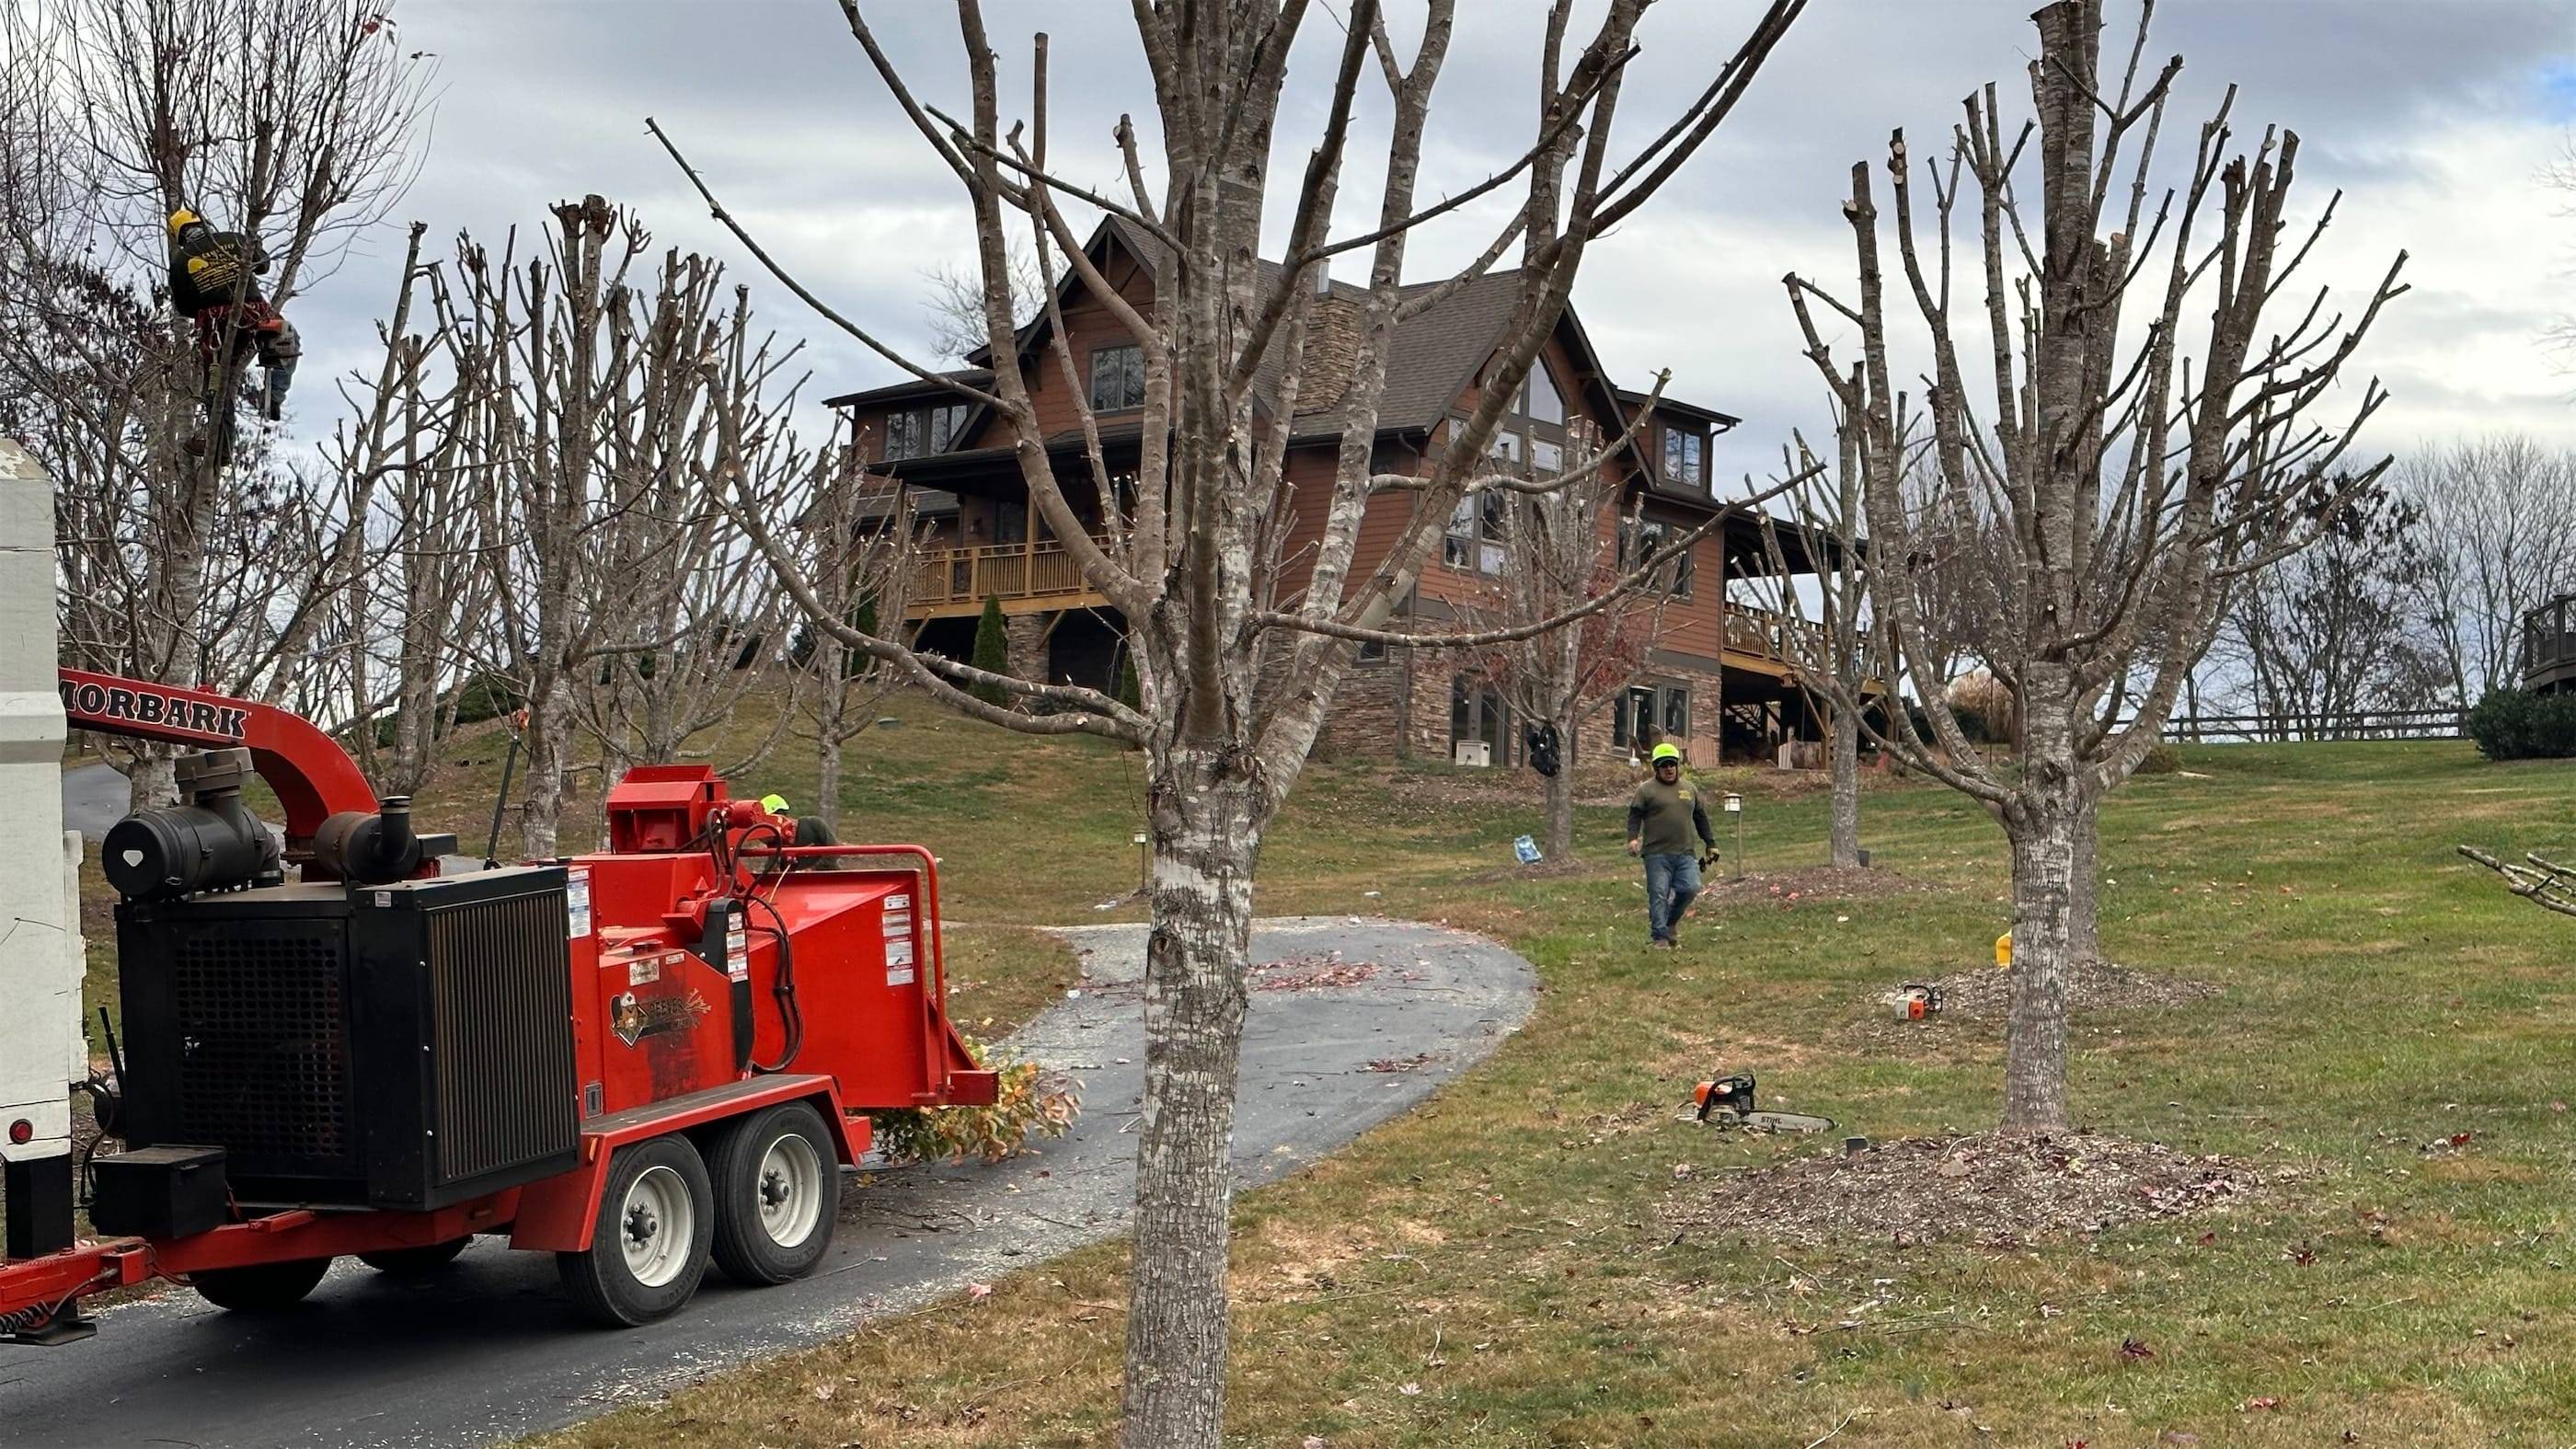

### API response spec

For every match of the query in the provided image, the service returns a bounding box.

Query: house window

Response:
[1449,675,1509,765]
[1443,492,1509,574]
[1625,519,1695,598]
[1662,426,1706,491]
[1613,682,1693,752]
[1531,438,1563,473]
[883,403,968,461]
[1089,344,1146,411]
[1356,637,1387,663]
[1524,364,1565,426]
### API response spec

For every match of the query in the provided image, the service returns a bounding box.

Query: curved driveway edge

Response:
[0,915,1536,1448]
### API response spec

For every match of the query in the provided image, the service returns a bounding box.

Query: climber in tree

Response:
[167,208,301,453]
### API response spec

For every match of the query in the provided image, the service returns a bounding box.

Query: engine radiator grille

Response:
[167,922,351,1166]
[119,867,579,1210]
[425,892,579,1185]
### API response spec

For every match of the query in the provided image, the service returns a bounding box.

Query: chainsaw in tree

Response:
[1690,1073,1834,1133]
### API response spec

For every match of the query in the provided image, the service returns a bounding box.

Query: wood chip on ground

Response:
[1665,1132,2283,1249]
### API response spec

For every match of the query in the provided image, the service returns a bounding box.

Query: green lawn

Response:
[58,704,2576,1444]
[519,726,2576,1448]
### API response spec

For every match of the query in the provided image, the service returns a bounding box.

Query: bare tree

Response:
[1452,415,1673,860]
[1785,0,2404,1133]
[2400,436,2576,706]
[1755,401,1879,868]
[0,0,431,807]
[786,426,921,834]
[653,3,1806,1440]
[578,282,803,775]
[2218,483,2448,734]
[331,247,500,797]
[920,243,1048,362]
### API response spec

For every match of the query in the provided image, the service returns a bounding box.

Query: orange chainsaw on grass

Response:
[1689,1073,1834,1133]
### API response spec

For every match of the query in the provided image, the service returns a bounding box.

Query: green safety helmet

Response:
[1650,742,1683,766]
[759,793,791,814]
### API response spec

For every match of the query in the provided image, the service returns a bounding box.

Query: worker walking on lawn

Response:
[1627,742,1717,948]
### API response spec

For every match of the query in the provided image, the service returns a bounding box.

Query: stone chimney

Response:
[1295,271,1364,414]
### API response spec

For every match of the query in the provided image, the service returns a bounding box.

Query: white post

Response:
[0,439,82,1259]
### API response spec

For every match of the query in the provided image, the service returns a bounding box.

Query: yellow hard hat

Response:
[759,793,790,814]
[1650,742,1683,765]
[167,208,200,235]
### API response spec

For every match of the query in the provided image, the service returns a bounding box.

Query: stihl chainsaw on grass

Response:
[1690,1073,1834,1133]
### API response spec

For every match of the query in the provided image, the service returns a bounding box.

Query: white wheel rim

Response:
[755,1132,826,1248]
[618,1164,695,1289]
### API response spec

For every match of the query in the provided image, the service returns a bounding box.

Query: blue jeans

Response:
[1644,851,1702,941]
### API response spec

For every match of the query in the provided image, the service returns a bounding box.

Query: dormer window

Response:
[1089,344,1146,412]
[1662,425,1706,491]
[885,403,969,461]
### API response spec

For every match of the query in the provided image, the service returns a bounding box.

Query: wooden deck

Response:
[905,537,1110,619]
[2524,596,2576,696]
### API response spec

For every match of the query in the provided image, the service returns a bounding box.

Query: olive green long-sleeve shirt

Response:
[1626,777,1715,857]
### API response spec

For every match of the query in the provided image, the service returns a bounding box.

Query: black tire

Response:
[557,1134,714,1328]
[191,1257,332,1313]
[707,1100,840,1285]
[357,1237,471,1280]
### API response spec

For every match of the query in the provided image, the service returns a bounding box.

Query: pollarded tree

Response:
[1784,0,2405,1133]
[656,4,1808,1443]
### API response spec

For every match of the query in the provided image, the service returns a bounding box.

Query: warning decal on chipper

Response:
[885,933,915,987]
[567,868,592,938]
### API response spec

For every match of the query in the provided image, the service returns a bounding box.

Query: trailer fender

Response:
[510,1075,857,1252]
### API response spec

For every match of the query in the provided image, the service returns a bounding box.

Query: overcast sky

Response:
[295,1,2576,489]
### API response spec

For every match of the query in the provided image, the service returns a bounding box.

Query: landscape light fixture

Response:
[1133,830,1150,895]
[1722,792,1744,881]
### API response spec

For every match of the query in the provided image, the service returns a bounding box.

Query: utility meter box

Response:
[0,441,85,1259]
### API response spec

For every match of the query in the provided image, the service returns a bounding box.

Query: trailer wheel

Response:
[191,1257,332,1313]
[707,1099,839,1284]
[357,1237,471,1280]
[558,1134,714,1328]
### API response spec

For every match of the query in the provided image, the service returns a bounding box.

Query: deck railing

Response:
[910,536,1102,610]
[2523,597,2576,684]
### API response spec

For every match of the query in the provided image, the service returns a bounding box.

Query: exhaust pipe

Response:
[314,795,423,886]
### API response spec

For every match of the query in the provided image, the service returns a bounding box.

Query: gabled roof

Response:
[1616,387,1742,431]
[830,216,1716,464]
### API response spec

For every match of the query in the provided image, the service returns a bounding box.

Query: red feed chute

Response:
[55,667,376,850]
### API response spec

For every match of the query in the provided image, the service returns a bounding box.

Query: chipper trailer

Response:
[0,449,996,1345]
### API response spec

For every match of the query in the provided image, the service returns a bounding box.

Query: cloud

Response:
[278,0,2576,476]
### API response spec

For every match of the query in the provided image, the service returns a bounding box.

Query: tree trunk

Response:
[521,674,571,858]
[1541,719,1576,862]
[2000,794,2081,1133]
[1827,697,1860,868]
[2000,682,2086,1134]
[1121,753,1260,1449]
[127,752,177,813]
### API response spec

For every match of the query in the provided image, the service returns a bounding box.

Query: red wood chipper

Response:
[0,667,995,1344]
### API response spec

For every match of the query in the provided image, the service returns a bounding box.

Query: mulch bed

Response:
[1666,1132,2283,1249]
[1857,960,2220,1048]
